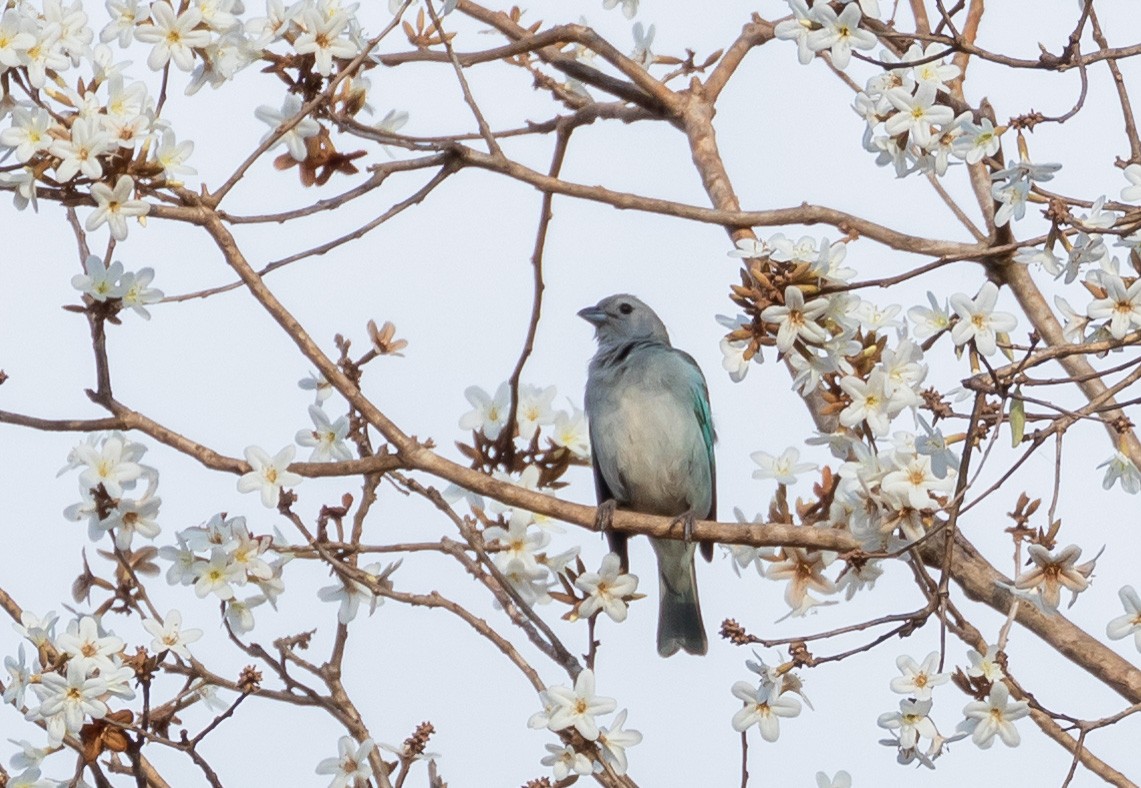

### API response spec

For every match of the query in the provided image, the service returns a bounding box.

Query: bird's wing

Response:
[676,349,717,561]
[586,383,629,568]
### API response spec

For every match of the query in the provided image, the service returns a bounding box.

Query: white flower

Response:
[15,610,59,648]
[86,175,150,241]
[154,130,196,180]
[22,24,69,89]
[630,21,654,67]
[135,1,212,71]
[459,382,510,440]
[0,10,35,68]
[965,644,1005,681]
[1016,245,1063,277]
[255,94,321,162]
[516,384,557,441]
[839,370,893,436]
[878,697,938,750]
[71,433,143,496]
[1107,585,1141,651]
[1087,274,1141,340]
[958,682,1029,748]
[550,403,590,458]
[727,237,768,258]
[751,447,817,485]
[730,682,801,741]
[544,669,617,741]
[29,660,110,746]
[293,9,356,76]
[774,0,816,65]
[597,708,642,775]
[296,404,352,462]
[806,2,876,69]
[193,548,243,600]
[842,0,880,17]
[889,652,951,700]
[143,610,203,659]
[949,281,1018,356]
[602,0,638,19]
[952,117,1001,164]
[575,553,638,622]
[1077,195,1117,230]
[907,292,951,339]
[224,594,265,634]
[720,337,752,382]
[540,744,593,780]
[761,285,829,352]
[0,166,38,211]
[993,159,1061,183]
[767,547,837,615]
[1122,163,1141,202]
[816,771,852,788]
[51,116,114,183]
[120,268,164,319]
[1013,544,1098,612]
[3,645,36,706]
[881,454,955,511]
[101,495,162,549]
[0,105,53,163]
[317,562,396,624]
[237,445,302,507]
[852,300,902,333]
[1099,450,1141,494]
[72,256,128,302]
[907,42,959,90]
[315,736,376,788]
[884,83,954,148]
[299,371,334,404]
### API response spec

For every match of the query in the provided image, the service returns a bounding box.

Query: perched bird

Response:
[579,294,716,657]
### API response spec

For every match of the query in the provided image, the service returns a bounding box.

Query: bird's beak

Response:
[577,306,607,326]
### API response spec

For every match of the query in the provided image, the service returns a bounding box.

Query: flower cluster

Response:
[848,42,982,178]
[0,1,192,222]
[529,669,642,778]
[450,382,590,540]
[71,254,164,317]
[774,0,878,70]
[480,466,580,606]
[7,611,136,754]
[831,424,958,550]
[460,382,589,457]
[729,655,808,742]
[877,646,1027,767]
[0,0,411,220]
[61,432,161,551]
[158,513,287,634]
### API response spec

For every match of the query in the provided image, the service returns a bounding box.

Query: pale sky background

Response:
[1,0,1140,785]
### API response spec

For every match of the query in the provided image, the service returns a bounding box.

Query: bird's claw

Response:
[670,510,698,543]
[595,499,629,570]
[595,499,618,534]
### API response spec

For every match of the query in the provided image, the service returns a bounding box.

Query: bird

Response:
[579,294,716,657]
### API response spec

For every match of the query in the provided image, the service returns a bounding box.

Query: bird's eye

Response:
[618,302,634,315]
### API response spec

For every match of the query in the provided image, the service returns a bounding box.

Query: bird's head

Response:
[577,294,670,347]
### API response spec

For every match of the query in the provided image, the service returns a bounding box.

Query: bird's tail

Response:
[650,538,707,657]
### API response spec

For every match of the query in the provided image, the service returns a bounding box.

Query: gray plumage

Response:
[579,294,716,657]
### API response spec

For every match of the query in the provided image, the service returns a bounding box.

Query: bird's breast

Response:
[591,388,712,517]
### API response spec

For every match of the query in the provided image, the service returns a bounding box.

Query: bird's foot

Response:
[670,510,699,543]
[594,499,618,534]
